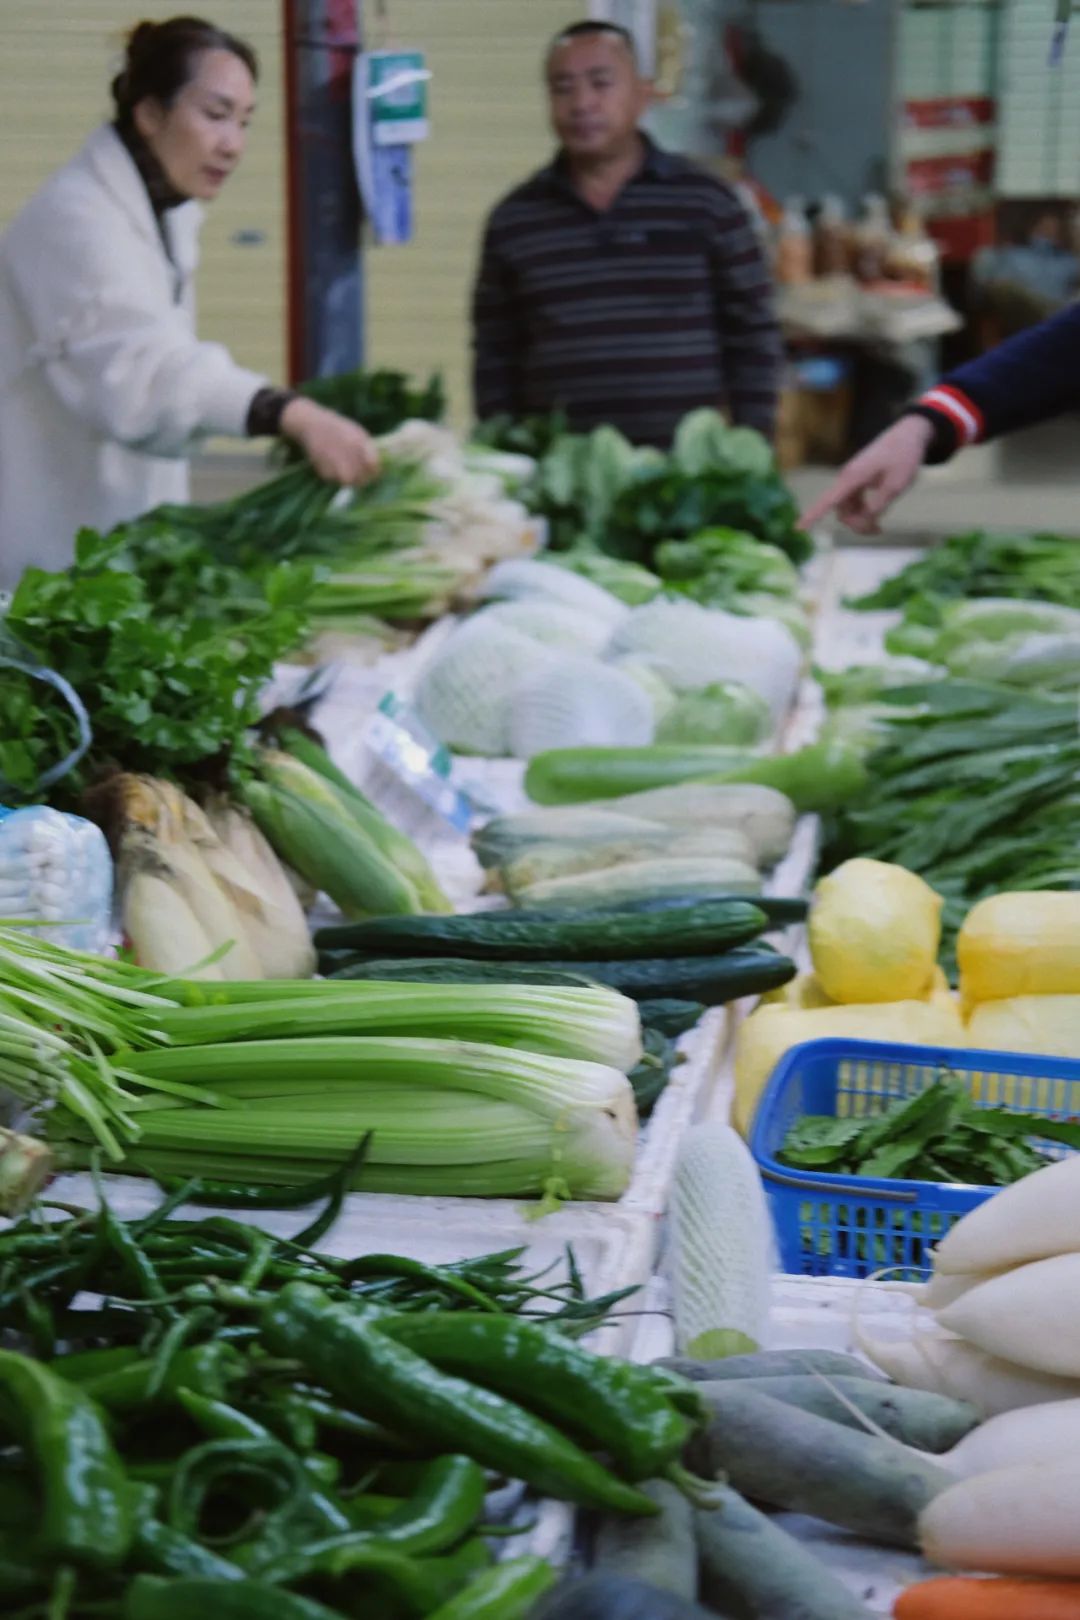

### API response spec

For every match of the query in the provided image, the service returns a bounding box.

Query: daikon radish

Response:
[938,1255,1080,1379]
[921,1269,1001,1310]
[856,1324,1080,1417]
[933,1156,1080,1276]
[919,1457,1080,1575]
[936,1398,1080,1479]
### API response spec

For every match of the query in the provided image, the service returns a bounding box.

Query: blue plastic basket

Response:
[749,1037,1080,1280]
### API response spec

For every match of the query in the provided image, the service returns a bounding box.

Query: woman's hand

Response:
[800,414,935,535]
[280,397,381,485]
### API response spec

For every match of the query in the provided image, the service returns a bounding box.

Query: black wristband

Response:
[246,386,299,438]
[903,405,960,466]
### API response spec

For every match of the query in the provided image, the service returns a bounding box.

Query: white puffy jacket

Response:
[0,125,266,588]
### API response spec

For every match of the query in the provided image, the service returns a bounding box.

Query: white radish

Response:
[919,1457,1080,1575]
[938,1254,1080,1379]
[936,1398,1080,1478]
[855,1324,1080,1416]
[921,1269,1003,1310]
[933,1155,1080,1275]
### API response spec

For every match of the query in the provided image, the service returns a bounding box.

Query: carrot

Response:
[895,1575,1080,1618]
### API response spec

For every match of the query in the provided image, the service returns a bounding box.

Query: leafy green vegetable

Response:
[849,529,1080,613]
[657,529,800,604]
[824,681,1080,970]
[547,549,662,606]
[779,1070,1080,1186]
[275,366,444,462]
[472,410,571,460]
[513,410,810,563]
[4,527,311,803]
[672,410,775,480]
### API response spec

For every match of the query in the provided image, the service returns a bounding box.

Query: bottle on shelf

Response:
[851,192,892,285]
[775,195,813,285]
[813,193,851,277]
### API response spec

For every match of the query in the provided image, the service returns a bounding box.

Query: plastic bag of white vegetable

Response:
[0,804,112,953]
[607,597,802,726]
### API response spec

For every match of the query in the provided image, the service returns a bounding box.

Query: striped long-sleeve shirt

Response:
[907,300,1080,462]
[471,138,783,447]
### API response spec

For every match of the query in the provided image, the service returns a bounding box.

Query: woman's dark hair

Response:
[111,15,258,130]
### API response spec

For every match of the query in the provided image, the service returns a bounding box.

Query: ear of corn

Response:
[274,730,452,915]
[110,775,314,981]
[240,774,422,919]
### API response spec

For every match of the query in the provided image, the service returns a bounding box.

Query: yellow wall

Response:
[363,2,569,425]
[0,2,569,425]
[1,2,286,386]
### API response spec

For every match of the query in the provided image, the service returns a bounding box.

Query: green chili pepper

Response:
[49,1346,142,1385]
[382,1313,703,1480]
[261,1285,657,1516]
[255,1534,490,1611]
[344,1492,405,1527]
[167,1438,313,1551]
[124,1574,342,1620]
[340,1255,505,1312]
[134,1517,246,1581]
[0,1350,137,1569]
[175,1394,351,1535]
[286,1389,421,1455]
[0,1531,42,1603]
[78,1342,243,1416]
[375,1455,486,1553]
[425,1555,557,1620]
[250,1453,484,1578]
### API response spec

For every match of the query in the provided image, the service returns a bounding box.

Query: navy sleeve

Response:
[910,301,1080,453]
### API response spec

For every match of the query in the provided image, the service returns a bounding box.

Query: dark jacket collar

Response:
[113,121,188,215]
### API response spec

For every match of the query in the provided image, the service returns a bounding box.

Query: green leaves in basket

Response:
[778,1068,1080,1188]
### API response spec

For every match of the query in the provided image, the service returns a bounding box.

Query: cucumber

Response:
[699,1375,979,1453]
[695,1486,876,1620]
[323,957,599,989]
[329,949,795,1007]
[592,1480,697,1600]
[637,1000,706,1039]
[655,1349,885,1383]
[577,894,808,924]
[524,746,757,806]
[693,1384,951,1547]
[314,900,769,962]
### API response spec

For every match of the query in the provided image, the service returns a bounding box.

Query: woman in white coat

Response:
[0,15,380,589]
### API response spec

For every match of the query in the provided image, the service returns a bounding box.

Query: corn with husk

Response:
[241,747,451,919]
[103,774,315,981]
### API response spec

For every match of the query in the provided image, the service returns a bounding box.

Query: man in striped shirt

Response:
[471,20,783,447]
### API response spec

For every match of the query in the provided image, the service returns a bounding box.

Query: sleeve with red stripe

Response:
[916,385,985,446]
[914,302,1080,449]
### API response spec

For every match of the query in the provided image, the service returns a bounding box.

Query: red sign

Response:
[905,149,995,197]
[904,97,995,130]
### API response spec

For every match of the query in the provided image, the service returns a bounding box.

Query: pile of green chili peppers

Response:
[0,1167,706,1619]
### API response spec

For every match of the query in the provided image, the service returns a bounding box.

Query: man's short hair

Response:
[547,19,639,68]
